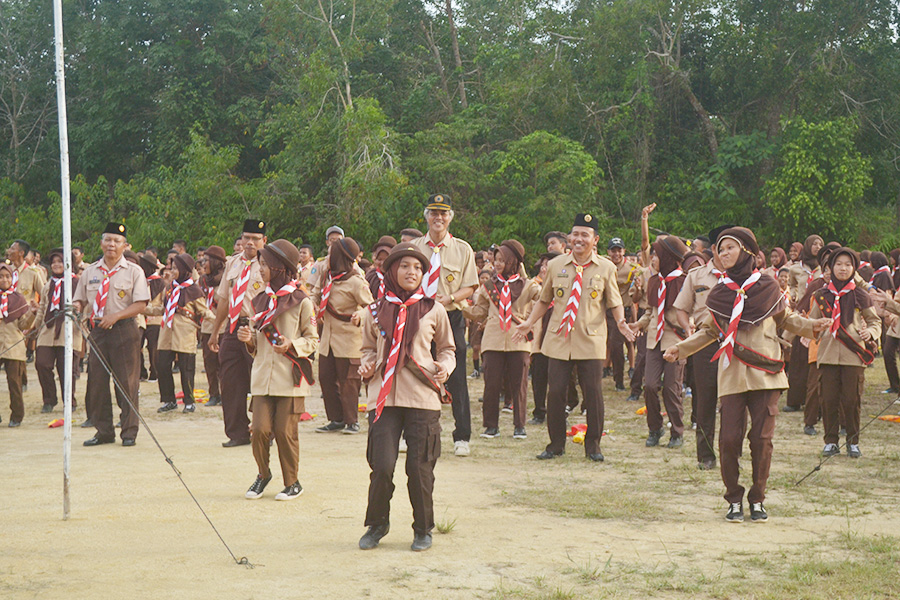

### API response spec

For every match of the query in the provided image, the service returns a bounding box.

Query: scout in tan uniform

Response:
[631,235,689,448]
[149,254,212,413]
[208,219,267,447]
[358,243,455,552]
[75,223,151,446]
[138,253,164,382]
[306,225,346,292]
[399,228,423,244]
[0,263,34,426]
[312,237,374,434]
[365,235,397,301]
[665,227,830,522]
[199,246,227,406]
[516,213,635,462]
[412,194,478,457]
[6,239,46,373]
[33,248,84,413]
[464,240,540,439]
[673,226,728,469]
[785,234,825,413]
[606,237,640,391]
[237,240,318,501]
[297,244,314,288]
[811,249,881,459]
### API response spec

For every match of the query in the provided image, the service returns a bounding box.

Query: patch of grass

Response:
[491,580,578,600]
[506,480,656,520]
[562,553,612,583]
[435,516,457,534]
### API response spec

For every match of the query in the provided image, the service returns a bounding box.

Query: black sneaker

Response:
[41,404,54,414]
[480,427,500,439]
[803,425,817,435]
[848,444,861,458]
[205,396,222,406]
[245,474,272,499]
[275,482,303,500]
[157,402,178,413]
[315,421,345,433]
[8,420,21,428]
[666,435,683,449]
[698,460,716,471]
[359,523,390,550]
[882,388,899,394]
[645,428,665,447]
[513,427,527,439]
[726,502,744,523]
[615,385,626,392]
[183,404,195,413]
[750,502,768,522]
[80,418,93,428]
[536,449,564,460]
[343,423,361,434]
[411,532,432,552]
[626,394,641,402]
[783,405,801,413]
[527,417,544,425]
[822,443,840,457]
[501,405,513,413]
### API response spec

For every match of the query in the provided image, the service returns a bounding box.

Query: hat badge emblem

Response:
[259,221,264,228]
[118,225,125,232]
[584,215,592,222]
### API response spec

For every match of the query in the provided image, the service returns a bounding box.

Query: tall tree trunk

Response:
[444,0,467,109]
[420,20,452,115]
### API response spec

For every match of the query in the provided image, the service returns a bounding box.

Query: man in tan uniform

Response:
[605,237,641,392]
[517,214,635,462]
[6,239,46,373]
[306,225,347,292]
[412,195,478,457]
[75,223,150,446]
[209,219,267,447]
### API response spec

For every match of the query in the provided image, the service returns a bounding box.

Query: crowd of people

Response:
[1,195,894,548]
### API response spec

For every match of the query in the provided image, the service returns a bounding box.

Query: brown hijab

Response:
[801,234,824,270]
[891,249,900,289]
[0,263,28,324]
[706,227,785,328]
[170,254,204,307]
[869,251,894,291]
[46,249,79,336]
[329,237,360,276]
[816,248,872,328]
[252,240,308,328]
[647,235,688,311]
[770,247,788,269]
[491,241,526,305]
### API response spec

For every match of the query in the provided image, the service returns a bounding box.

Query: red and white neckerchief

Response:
[164,278,194,328]
[711,267,725,280]
[556,260,592,337]
[860,261,871,270]
[374,269,385,299]
[655,268,683,342]
[91,264,123,319]
[373,288,425,422]
[869,265,890,285]
[803,265,818,287]
[254,281,298,330]
[228,259,252,333]
[711,270,762,368]
[496,274,520,331]
[0,290,10,318]
[9,267,19,293]
[317,271,347,320]
[424,235,451,298]
[206,286,216,310]
[826,280,856,337]
[50,277,64,312]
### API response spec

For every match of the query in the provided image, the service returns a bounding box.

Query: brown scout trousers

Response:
[719,389,780,505]
[200,332,221,398]
[546,358,604,456]
[365,407,441,535]
[319,349,362,425]
[643,346,686,437]
[691,343,719,465]
[605,308,628,388]
[85,319,141,441]
[217,332,252,443]
[481,350,529,429]
[35,346,78,409]
[819,364,864,446]
[250,395,302,486]
[786,337,809,408]
[530,353,579,421]
[2,359,26,423]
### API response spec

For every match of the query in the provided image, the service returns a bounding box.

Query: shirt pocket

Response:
[441,259,463,290]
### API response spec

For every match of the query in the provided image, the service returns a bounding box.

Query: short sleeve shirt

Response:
[411,233,478,312]
[74,256,150,316]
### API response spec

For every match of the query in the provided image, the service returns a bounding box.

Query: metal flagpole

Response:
[52,0,74,520]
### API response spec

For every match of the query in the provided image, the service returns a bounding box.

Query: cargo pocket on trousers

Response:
[348,358,361,380]
[424,419,442,462]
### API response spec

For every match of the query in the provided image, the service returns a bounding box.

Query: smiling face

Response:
[425,209,451,237]
[101,233,127,263]
[50,255,64,277]
[607,247,624,265]
[396,256,424,292]
[0,269,11,291]
[568,226,598,259]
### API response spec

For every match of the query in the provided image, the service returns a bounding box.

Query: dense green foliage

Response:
[2,0,899,257]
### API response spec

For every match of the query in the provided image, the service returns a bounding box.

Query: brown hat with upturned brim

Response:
[382,242,430,273]
[371,235,398,256]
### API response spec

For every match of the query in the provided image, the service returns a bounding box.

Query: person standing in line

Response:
[411,195,478,457]
[306,226,347,292]
[365,236,397,300]
[515,213,635,462]
[208,219,268,447]
[32,248,83,414]
[238,239,318,501]
[785,234,824,412]
[76,223,150,447]
[606,237,641,393]
[297,244,315,288]
[199,246,227,406]
[357,243,455,552]
[0,263,34,426]
[311,237,374,434]
[138,253,164,383]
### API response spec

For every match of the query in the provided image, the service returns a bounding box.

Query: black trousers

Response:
[630,325,647,396]
[786,337,809,408]
[884,335,900,392]
[546,358,604,455]
[140,324,160,379]
[531,352,579,420]
[35,345,79,409]
[200,332,221,398]
[218,332,252,442]
[157,349,196,405]
[691,344,719,464]
[365,407,441,535]
[444,310,471,442]
[86,319,141,441]
[605,307,629,388]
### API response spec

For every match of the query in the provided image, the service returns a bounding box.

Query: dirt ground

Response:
[2,350,900,599]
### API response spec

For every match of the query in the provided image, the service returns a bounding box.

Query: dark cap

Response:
[48,247,65,262]
[243,219,266,235]
[371,235,398,255]
[263,239,301,276]
[608,237,625,250]
[573,213,598,232]
[103,222,127,237]
[425,194,452,211]
[400,228,424,239]
[382,242,430,273]
[708,224,736,245]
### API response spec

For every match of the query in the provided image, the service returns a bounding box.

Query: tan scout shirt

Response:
[361,302,456,412]
[411,233,478,312]
[539,253,623,361]
[674,310,817,397]
[215,254,264,323]
[630,267,652,310]
[635,304,684,351]
[613,259,643,298]
[311,272,374,359]
[463,279,541,353]
[788,263,821,303]
[0,301,35,361]
[33,278,84,351]
[147,295,214,353]
[250,297,319,398]
[307,257,364,296]
[673,262,721,325]
[74,256,151,318]
[809,301,881,367]
[13,262,46,303]
[882,292,900,339]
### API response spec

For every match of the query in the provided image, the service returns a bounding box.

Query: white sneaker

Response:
[399,438,408,453]
[454,440,470,457]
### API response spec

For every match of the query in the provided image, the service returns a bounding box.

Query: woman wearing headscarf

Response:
[890,249,900,290]
[0,262,35,426]
[857,250,874,282]
[787,235,824,304]
[32,248,83,413]
[784,234,825,413]
[151,253,212,413]
[664,227,830,523]
[810,248,880,459]
[199,246,228,406]
[312,237,375,434]
[357,243,455,552]
[237,239,318,501]
[631,235,689,449]
[365,236,397,301]
[788,242,803,265]
[464,240,540,439]
[873,252,900,394]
